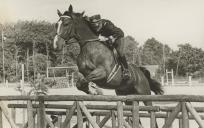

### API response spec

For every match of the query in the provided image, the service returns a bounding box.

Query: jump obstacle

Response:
[0,95,204,128]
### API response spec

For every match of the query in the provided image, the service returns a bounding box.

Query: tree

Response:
[124,36,139,64]
[141,37,171,66]
[173,43,204,76]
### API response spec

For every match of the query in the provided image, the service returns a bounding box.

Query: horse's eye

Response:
[64,23,69,26]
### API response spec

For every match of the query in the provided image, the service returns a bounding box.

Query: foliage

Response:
[173,44,204,76]
[141,37,171,65]
[28,74,50,95]
[1,20,204,83]
[124,36,139,64]
[28,53,49,76]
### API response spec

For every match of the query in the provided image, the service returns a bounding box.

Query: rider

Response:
[87,14,130,79]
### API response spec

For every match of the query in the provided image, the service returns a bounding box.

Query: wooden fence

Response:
[0,95,204,128]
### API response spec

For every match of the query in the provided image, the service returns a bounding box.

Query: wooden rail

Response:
[0,95,203,128]
[0,94,204,101]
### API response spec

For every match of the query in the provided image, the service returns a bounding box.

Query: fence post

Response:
[111,110,116,128]
[165,112,172,128]
[171,69,174,85]
[0,108,2,128]
[11,108,16,124]
[71,72,74,87]
[38,100,45,128]
[56,115,62,128]
[150,111,156,128]
[76,101,83,128]
[132,101,139,128]
[189,76,192,86]
[27,100,34,128]
[161,76,164,86]
[182,102,189,128]
[117,101,123,128]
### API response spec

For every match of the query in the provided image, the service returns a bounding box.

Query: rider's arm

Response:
[102,20,124,39]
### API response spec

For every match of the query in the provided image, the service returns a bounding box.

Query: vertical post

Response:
[117,101,123,128]
[26,48,29,81]
[165,112,172,128]
[46,42,49,78]
[56,115,62,128]
[46,67,49,78]
[76,102,83,128]
[5,80,8,88]
[161,76,164,86]
[33,40,36,80]
[21,64,26,126]
[1,30,5,85]
[0,108,3,128]
[163,43,166,75]
[179,119,182,128]
[21,64,24,90]
[189,76,192,86]
[71,72,74,87]
[150,112,156,128]
[111,110,116,128]
[61,46,65,64]
[27,100,34,128]
[166,70,168,85]
[67,71,69,88]
[132,101,139,128]
[11,108,16,124]
[38,100,45,128]
[171,69,174,85]
[181,102,189,128]
[15,44,18,80]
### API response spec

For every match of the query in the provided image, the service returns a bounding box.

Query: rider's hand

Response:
[99,35,108,41]
[109,36,116,42]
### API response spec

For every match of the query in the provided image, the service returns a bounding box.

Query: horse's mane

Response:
[63,11,98,36]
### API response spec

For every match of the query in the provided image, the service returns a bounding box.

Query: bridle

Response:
[56,15,78,45]
[56,15,100,48]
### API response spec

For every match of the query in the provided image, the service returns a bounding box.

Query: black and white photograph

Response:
[0,0,204,128]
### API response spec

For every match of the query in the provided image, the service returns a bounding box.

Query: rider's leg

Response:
[114,38,130,79]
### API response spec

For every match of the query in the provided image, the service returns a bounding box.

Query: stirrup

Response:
[123,69,130,80]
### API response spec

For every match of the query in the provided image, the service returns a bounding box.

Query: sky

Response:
[1,0,204,50]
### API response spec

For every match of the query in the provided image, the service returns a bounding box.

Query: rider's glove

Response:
[109,36,116,43]
[99,35,108,41]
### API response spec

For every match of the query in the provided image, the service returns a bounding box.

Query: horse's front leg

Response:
[76,72,104,95]
[76,73,89,94]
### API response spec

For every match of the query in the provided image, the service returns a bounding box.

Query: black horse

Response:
[53,5,163,128]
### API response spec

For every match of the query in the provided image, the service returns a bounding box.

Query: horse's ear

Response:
[57,9,62,17]
[81,11,85,16]
[68,5,73,13]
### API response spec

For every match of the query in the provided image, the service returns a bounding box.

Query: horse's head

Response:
[53,5,94,50]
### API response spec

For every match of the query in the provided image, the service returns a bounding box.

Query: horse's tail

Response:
[139,67,164,95]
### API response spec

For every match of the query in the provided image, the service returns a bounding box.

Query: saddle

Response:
[101,40,120,65]
[100,40,128,83]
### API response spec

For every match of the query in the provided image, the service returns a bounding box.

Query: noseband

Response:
[56,15,77,44]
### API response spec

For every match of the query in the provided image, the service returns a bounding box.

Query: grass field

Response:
[0,84,204,128]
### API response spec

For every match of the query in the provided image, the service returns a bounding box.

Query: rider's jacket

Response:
[89,19,124,39]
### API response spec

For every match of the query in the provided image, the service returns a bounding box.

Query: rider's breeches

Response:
[114,37,125,57]
[114,38,129,69]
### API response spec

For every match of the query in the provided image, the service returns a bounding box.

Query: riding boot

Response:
[119,56,130,80]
